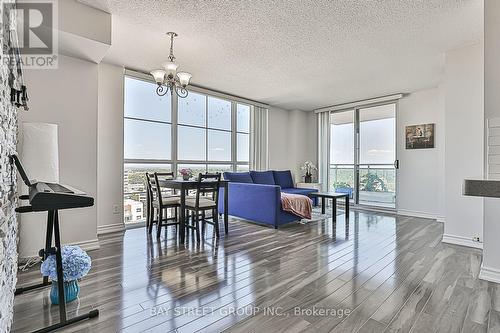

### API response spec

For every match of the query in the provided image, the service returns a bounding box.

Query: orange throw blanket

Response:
[281,192,312,219]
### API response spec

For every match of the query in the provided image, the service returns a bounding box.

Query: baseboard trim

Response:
[479,263,500,283]
[442,233,483,249]
[397,209,440,221]
[97,223,126,235]
[19,238,100,261]
[74,238,101,252]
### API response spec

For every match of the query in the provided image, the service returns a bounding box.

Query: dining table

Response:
[157,179,229,243]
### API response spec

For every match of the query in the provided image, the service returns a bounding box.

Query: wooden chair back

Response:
[153,172,175,204]
[194,173,221,208]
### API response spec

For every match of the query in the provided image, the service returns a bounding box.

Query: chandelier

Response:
[150,32,192,98]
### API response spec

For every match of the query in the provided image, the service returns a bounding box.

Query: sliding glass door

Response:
[330,103,397,209]
[358,104,396,208]
[330,110,355,201]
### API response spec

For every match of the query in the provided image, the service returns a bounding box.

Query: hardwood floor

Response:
[11,209,499,332]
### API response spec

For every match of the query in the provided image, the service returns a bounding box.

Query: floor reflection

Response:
[12,208,446,333]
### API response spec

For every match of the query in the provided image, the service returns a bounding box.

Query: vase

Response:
[182,174,190,181]
[304,174,312,183]
[50,280,80,304]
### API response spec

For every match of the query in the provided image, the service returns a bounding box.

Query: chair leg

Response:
[201,211,206,236]
[213,209,219,238]
[195,211,200,243]
[148,207,155,234]
[156,207,163,238]
[145,203,150,230]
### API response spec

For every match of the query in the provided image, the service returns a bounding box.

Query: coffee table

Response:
[308,192,349,222]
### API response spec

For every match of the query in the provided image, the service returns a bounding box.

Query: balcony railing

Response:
[329,164,396,207]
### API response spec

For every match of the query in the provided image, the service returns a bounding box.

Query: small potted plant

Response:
[40,245,92,304]
[179,168,193,181]
[300,161,317,183]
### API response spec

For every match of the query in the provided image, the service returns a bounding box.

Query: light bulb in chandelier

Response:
[177,72,192,87]
[150,69,166,84]
[162,61,178,78]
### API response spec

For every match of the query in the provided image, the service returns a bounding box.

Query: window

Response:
[178,126,206,160]
[236,103,250,166]
[124,119,171,160]
[123,75,253,224]
[124,77,171,122]
[123,163,172,224]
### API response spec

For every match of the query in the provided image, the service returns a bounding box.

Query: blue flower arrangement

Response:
[40,245,92,281]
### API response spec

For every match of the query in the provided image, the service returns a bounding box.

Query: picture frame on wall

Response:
[405,123,435,149]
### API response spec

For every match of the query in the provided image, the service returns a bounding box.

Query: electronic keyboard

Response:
[10,155,94,211]
[28,182,94,211]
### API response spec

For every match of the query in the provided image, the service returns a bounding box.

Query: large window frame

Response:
[123,71,254,224]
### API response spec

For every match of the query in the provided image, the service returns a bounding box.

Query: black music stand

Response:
[11,154,99,332]
[15,204,99,333]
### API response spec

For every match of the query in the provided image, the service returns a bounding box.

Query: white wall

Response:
[397,87,445,220]
[19,55,99,257]
[268,106,292,170]
[268,107,317,183]
[288,110,310,182]
[481,0,500,282]
[97,63,125,234]
[443,42,484,248]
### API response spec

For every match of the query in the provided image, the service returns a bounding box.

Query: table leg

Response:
[345,195,350,219]
[321,197,325,214]
[180,188,186,243]
[332,198,337,223]
[224,184,229,235]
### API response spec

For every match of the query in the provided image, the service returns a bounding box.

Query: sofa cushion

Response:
[273,170,294,189]
[250,171,276,185]
[281,187,317,196]
[223,172,253,183]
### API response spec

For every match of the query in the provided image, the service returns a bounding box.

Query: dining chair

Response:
[146,172,180,238]
[184,173,221,243]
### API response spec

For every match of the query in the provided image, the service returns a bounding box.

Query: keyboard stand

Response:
[14,205,99,333]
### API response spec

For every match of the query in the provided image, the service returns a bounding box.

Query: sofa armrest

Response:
[219,182,281,226]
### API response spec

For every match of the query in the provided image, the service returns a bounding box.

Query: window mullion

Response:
[231,101,237,171]
[172,92,178,176]
[205,95,208,166]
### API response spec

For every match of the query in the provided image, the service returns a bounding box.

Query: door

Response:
[330,110,356,202]
[329,103,397,209]
[357,103,397,208]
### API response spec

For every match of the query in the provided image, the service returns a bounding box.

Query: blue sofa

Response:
[218,170,318,228]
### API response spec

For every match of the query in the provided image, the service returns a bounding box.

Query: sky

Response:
[331,118,396,165]
[124,77,249,162]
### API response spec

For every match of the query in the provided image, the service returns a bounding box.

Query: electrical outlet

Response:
[472,236,481,242]
[112,204,120,214]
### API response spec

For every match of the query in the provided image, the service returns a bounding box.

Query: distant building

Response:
[124,198,144,223]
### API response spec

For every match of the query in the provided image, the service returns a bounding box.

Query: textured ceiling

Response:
[81,0,483,111]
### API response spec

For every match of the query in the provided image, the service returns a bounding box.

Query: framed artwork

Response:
[406,124,435,149]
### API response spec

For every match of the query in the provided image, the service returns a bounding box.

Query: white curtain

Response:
[250,106,269,171]
[318,111,331,191]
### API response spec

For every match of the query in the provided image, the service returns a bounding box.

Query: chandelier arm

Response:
[175,85,189,98]
[156,84,169,96]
